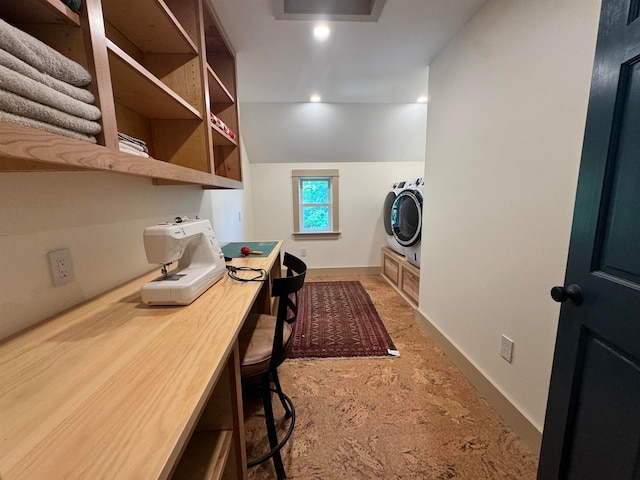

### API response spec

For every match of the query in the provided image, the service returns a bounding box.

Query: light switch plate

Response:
[500,335,514,363]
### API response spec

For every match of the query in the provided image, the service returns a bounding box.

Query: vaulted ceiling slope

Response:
[209,0,488,103]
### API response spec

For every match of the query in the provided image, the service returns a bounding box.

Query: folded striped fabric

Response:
[0,88,101,135]
[119,139,147,153]
[117,132,147,147]
[0,110,96,144]
[117,132,149,154]
[0,63,100,121]
[0,18,91,86]
[0,49,94,104]
[119,141,149,157]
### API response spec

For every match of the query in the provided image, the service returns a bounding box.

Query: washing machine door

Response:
[391,189,422,247]
[383,191,397,236]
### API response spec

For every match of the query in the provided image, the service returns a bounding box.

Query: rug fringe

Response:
[287,354,400,361]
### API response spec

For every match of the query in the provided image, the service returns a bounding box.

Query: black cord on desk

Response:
[226,265,268,282]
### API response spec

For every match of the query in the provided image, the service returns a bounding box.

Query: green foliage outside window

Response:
[301,179,331,230]
[301,180,329,203]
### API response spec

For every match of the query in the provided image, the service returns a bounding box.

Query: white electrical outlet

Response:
[300,247,307,257]
[48,248,75,286]
[500,335,514,363]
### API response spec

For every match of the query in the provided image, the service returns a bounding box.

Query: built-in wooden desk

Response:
[0,242,282,480]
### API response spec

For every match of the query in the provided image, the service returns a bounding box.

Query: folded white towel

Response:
[0,88,101,135]
[119,139,146,153]
[119,143,149,157]
[0,19,91,86]
[0,63,100,121]
[0,110,96,143]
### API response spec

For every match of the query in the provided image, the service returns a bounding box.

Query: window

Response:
[292,169,340,237]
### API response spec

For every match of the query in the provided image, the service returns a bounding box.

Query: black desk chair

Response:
[238,252,307,479]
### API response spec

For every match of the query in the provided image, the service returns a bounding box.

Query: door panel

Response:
[538,0,640,478]
[596,60,640,283]
[564,335,640,479]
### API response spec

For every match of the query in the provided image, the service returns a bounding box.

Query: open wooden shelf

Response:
[207,65,234,104]
[107,40,202,120]
[0,122,219,185]
[102,0,197,54]
[172,430,233,480]
[211,123,237,146]
[0,0,80,26]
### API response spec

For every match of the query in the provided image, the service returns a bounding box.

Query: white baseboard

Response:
[305,266,381,277]
[414,309,542,456]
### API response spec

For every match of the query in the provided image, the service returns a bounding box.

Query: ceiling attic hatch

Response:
[274,0,387,21]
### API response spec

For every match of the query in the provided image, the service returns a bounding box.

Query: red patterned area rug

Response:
[289,281,398,359]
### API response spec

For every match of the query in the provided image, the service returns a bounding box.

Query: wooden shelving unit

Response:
[0,0,243,188]
[202,1,242,183]
[0,0,80,26]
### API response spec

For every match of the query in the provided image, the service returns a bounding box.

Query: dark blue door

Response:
[538,1,640,478]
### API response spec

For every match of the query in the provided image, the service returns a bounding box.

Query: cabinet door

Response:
[401,267,419,306]
[383,253,400,287]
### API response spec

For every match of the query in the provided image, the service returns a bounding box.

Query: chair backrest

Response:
[282,251,306,279]
[270,252,307,369]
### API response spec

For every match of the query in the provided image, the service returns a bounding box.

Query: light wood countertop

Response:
[0,243,282,479]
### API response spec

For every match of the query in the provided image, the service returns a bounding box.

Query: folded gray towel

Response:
[0,88,101,135]
[0,64,100,121]
[0,19,91,87]
[0,49,94,104]
[0,110,96,143]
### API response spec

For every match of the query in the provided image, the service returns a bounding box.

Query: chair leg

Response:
[261,373,287,479]
[272,368,292,419]
[245,373,296,478]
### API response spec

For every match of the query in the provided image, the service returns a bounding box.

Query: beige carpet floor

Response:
[243,274,539,479]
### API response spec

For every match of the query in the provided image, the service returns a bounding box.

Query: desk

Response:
[0,242,282,480]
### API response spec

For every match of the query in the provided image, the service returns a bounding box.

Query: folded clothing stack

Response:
[118,132,149,158]
[0,18,100,143]
[210,112,235,140]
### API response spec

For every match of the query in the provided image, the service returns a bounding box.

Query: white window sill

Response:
[292,231,341,239]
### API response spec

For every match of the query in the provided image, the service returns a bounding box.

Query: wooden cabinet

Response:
[0,0,242,188]
[382,246,420,307]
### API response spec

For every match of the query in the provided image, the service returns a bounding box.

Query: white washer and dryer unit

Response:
[390,177,424,268]
[383,181,406,255]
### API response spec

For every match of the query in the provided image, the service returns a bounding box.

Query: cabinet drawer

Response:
[401,267,419,305]
[383,255,400,286]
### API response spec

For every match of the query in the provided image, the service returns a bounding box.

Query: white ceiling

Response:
[208,0,488,103]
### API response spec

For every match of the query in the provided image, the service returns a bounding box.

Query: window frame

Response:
[292,169,340,238]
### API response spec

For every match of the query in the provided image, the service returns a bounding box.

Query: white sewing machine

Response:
[141,218,226,305]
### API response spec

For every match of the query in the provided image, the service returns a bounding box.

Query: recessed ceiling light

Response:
[310,94,321,103]
[313,24,330,41]
[417,96,428,103]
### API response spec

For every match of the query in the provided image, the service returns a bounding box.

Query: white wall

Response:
[201,139,255,243]
[251,161,423,268]
[419,0,602,431]
[0,139,255,340]
[240,102,428,164]
[243,102,427,268]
